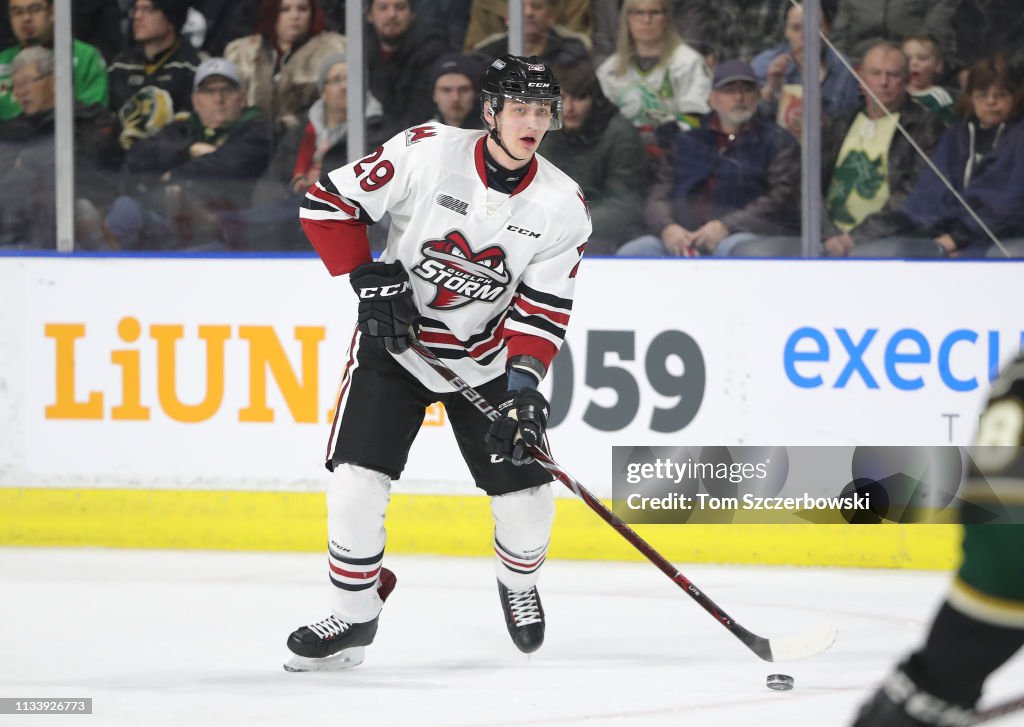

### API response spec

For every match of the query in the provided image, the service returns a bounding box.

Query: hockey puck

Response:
[766,674,794,691]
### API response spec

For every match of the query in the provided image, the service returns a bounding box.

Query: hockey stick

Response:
[407,335,837,662]
[974,694,1024,724]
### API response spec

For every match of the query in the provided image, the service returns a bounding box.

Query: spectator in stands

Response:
[429,53,485,129]
[903,34,956,123]
[0,0,109,120]
[105,57,273,250]
[819,41,946,256]
[830,0,957,64]
[366,0,447,138]
[471,0,590,70]
[0,47,121,248]
[194,0,261,58]
[858,55,1024,258]
[753,1,859,137]
[108,0,200,150]
[730,41,946,258]
[952,1,1024,86]
[616,60,800,258]
[226,0,345,131]
[596,0,711,151]
[221,53,383,250]
[538,61,647,254]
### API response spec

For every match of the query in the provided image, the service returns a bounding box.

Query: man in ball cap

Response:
[429,52,485,129]
[105,56,272,249]
[617,58,801,258]
[108,0,201,149]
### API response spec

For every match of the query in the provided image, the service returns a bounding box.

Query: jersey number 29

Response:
[353,146,395,192]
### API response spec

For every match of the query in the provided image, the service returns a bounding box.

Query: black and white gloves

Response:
[349,261,418,354]
[485,388,550,466]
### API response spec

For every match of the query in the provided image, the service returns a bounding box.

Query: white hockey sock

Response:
[491,483,555,591]
[326,464,391,623]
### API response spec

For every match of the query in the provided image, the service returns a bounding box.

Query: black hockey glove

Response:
[349,261,418,354]
[485,388,549,466]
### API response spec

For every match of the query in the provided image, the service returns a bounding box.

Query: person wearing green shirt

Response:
[0,0,108,121]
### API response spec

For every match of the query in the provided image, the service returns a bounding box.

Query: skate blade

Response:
[283,646,365,672]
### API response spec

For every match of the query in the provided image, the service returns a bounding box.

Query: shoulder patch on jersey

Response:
[405,124,438,146]
[412,230,511,310]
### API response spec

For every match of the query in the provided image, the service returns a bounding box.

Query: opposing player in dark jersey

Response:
[852,354,1024,725]
[285,55,591,672]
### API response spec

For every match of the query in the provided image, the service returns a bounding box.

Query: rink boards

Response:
[2,254,1021,568]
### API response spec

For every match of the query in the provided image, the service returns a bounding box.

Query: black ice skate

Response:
[497,580,545,654]
[284,567,397,672]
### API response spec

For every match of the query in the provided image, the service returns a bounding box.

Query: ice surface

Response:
[1,548,1022,726]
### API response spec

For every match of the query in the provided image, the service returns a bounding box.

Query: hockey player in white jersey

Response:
[285,55,592,672]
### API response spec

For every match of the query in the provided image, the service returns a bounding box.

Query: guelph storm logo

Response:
[411,231,511,310]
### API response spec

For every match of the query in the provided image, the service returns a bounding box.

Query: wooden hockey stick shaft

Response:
[407,334,836,662]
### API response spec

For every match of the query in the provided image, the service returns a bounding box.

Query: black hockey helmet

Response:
[481,54,563,131]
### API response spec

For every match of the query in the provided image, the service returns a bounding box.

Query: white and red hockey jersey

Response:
[300,122,592,389]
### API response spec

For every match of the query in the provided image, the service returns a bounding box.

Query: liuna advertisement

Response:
[1,256,1019,497]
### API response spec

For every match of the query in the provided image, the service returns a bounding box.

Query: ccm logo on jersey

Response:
[507,224,541,238]
[412,230,511,310]
[357,280,411,299]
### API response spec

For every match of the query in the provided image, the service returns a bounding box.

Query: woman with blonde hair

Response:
[226,0,345,131]
[596,0,711,141]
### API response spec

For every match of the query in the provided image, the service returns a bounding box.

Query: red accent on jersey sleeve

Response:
[504,333,557,372]
[301,217,372,276]
[513,297,571,326]
[307,184,358,216]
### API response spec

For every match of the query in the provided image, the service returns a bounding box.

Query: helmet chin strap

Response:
[489,111,527,162]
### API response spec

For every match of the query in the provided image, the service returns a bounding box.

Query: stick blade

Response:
[766,622,838,662]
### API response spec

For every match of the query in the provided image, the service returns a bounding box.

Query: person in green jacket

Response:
[0,0,108,121]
